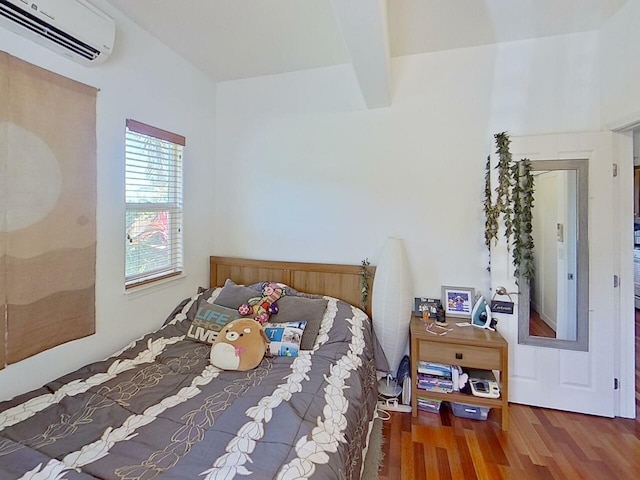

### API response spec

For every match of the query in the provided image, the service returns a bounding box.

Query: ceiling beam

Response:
[331,0,392,109]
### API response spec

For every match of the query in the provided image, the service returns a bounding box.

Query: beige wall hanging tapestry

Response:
[0,52,97,368]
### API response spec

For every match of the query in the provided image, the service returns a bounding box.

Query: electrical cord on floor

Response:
[375,404,391,421]
[374,372,413,419]
[376,394,411,418]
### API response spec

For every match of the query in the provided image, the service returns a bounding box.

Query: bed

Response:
[0,256,387,480]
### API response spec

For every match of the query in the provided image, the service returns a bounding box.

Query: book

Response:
[416,375,454,393]
[417,361,452,377]
[418,372,452,383]
[417,384,453,394]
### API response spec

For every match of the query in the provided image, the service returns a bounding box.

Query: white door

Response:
[490,131,616,417]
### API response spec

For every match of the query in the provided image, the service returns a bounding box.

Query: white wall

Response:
[0,0,216,401]
[214,32,601,300]
[600,0,640,128]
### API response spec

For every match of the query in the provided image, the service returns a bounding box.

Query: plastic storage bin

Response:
[450,401,490,420]
[417,397,442,414]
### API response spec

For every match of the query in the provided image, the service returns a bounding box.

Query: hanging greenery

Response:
[494,132,514,239]
[483,155,498,251]
[360,258,373,310]
[483,132,536,282]
[511,158,535,280]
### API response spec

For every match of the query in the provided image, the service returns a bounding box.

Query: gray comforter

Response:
[0,288,386,480]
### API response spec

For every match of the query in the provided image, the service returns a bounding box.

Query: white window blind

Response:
[125,119,185,288]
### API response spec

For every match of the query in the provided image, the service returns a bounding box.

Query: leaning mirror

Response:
[518,159,589,351]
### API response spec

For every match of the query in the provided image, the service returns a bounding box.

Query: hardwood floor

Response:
[378,404,639,480]
[376,310,640,479]
[529,307,555,338]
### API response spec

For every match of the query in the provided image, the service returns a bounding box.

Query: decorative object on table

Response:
[483,132,536,283]
[414,297,444,322]
[434,314,449,327]
[441,286,475,319]
[372,237,413,397]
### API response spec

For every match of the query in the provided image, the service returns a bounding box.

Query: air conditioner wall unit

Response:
[0,0,115,66]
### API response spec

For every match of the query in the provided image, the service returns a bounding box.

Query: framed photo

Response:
[441,286,475,319]
[414,297,442,319]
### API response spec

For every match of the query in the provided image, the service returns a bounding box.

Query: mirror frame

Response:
[517,158,589,351]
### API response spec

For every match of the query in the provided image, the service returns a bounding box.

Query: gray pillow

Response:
[248,282,324,300]
[269,296,328,350]
[213,279,258,309]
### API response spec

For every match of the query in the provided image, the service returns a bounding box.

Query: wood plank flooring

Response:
[376,310,640,479]
[378,404,639,480]
[529,307,555,338]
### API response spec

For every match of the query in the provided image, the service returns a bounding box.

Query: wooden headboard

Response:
[209,256,375,316]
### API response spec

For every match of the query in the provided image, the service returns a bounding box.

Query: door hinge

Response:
[614,378,619,390]
[613,275,619,288]
[613,163,618,177]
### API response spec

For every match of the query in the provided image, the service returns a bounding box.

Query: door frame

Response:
[609,122,637,419]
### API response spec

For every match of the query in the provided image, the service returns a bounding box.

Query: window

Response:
[125,119,185,288]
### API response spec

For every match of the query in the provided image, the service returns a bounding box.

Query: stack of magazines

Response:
[416,361,454,393]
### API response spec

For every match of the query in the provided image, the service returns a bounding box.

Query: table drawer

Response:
[417,340,501,370]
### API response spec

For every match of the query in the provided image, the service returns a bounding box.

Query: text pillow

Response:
[186,303,241,344]
[263,320,307,357]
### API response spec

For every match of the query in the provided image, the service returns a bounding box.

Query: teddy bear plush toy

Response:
[238,282,285,325]
[210,318,269,371]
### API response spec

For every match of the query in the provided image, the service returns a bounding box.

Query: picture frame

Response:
[441,286,475,319]
[414,297,443,319]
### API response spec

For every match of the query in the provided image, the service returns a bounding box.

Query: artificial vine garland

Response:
[512,158,535,280]
[494,133,514,240]
[483,155,498,251]
[484,132,535,282]
[360,258,373,310]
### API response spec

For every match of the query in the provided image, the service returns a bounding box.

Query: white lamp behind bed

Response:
[372,237,413,397]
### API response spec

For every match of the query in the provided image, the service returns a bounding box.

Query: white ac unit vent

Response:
[0,0,115,66]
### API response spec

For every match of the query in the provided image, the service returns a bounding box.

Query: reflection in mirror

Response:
[518,159,589,351]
